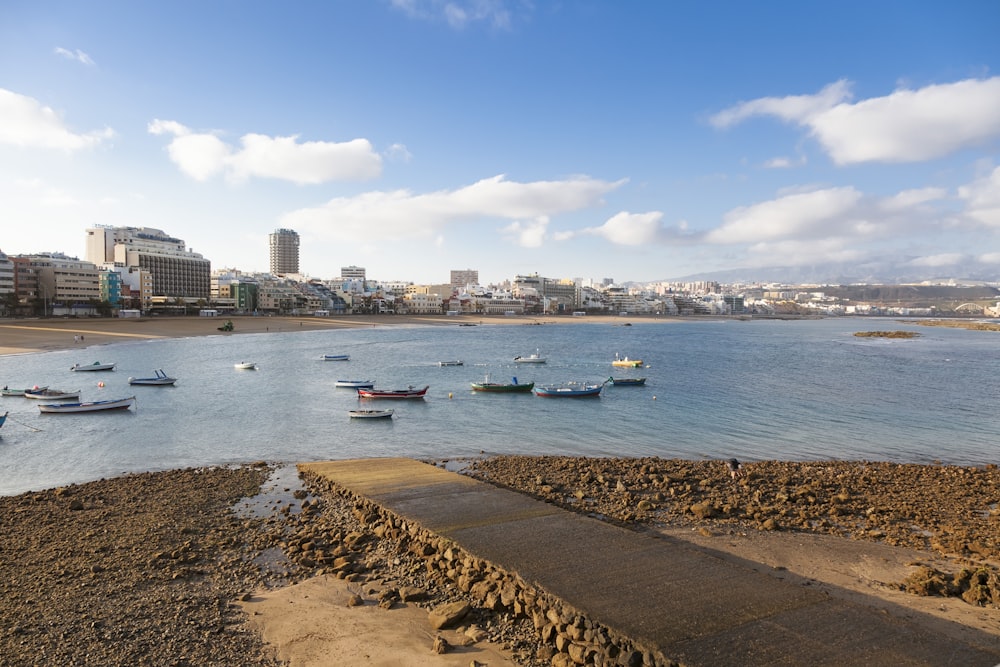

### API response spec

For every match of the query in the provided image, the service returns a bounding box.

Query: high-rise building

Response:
[269,228,300,276]
[450,269,478,288]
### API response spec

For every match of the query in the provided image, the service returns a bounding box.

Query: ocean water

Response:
[1,318,998,496]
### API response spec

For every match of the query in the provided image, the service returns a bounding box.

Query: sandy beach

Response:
[1,315,998,665]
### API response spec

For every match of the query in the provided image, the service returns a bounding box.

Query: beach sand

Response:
[1,315,998,665]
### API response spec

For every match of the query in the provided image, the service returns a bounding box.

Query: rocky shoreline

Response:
[1,456,997,666]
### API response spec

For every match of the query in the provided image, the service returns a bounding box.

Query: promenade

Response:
[302,458,1000,666]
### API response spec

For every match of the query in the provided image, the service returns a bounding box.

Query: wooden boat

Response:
[128,369,177,386]
[335,379,375,388]
[608,376,646,386]
[24,388,81,400]
[321,354,350,361]
[38,396,135,413]
[234,361,258,370]
[514,349,546,363]
[348,409,394,419]
[471,375,534,393]
[534,381,604,397]
[357,385,429,399]
[2,386,46,397]
[612,354,643,368]
[71,361,116,372]
[438,360,464,366]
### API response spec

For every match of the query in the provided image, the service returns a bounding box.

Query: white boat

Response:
[514,349,546,363]
[128,369,177,386]
[348,409,394,419]
[335,379,375,388]
[24,388,81,400]
[71,362,116,372]
[438,360,464,366]
[38,396,136,413]
[234,361,258,370]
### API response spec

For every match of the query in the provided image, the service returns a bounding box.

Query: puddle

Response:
[233,463,311,519]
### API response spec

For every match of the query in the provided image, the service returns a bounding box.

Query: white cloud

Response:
[0,88,113,150]
[706,187,864,244]
[712,77,1000,164]
[54,47,95,66]
[391,0,513,29]
[742,238,866,268]
[571,211,666,245]
[879,187,948,212]
[958,166,1000,227]
[385,143,412,163]
[281,174,624,242]
[978,252,1000,264]
[501,216,549,248]
[907,253,966,267]
[147,119,382,184]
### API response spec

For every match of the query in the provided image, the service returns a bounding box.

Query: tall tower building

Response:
[269,229,300,276]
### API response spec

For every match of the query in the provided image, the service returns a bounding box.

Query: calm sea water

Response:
[1,318,998,496]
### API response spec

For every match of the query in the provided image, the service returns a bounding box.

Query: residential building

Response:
[269,228,300,276]
[450,269,478,289]
[0,250,13,295]
[341,265,366,281]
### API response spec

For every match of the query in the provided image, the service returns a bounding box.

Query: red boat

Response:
[357,385,429,399]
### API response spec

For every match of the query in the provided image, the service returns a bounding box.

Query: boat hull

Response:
[25,390,81,400]
[534,384,603,397]
[234,362,257,370]
[38,397,135,413]
[321,355,350,361]
[357,386,429,399]
[129,370,176,385]
[349,409,394,419]
[471,382,534,393]
[71,363,115,372]
[335,380,375,388]
[609,377,646,386]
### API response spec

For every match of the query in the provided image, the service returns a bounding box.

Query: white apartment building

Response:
[86,226,210,300]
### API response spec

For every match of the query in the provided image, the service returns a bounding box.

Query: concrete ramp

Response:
[301,458,1000,666]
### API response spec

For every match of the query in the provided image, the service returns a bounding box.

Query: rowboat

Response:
[514,349,546,363]
[234,361,258,370]
[2,386,46,397]
[25,388,81,400]
[471,375,534,393]
[38,396,136,413]
[534,382,604,397]
[612,354,643,368]
[438,360,464,366]
[128,369,177,386]
[71,361,116,372]
[349,409,394,419]
[357,385,429,399]
[608,376,646,386]
[335,379,375,388]
[321,354,350,361]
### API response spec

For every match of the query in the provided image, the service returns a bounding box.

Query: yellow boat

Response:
[612,354,643,368]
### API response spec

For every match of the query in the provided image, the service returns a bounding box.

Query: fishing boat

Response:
[608,376,647,386]
[534,381,604,397]
[37,396,136,413]
[470,375,534,393]
[2,386,46,397]
[514,349,546,363]
[348,409,394,419]
[438,360,464,366]
[321,354,350,361]
[612,354,643,368]
[335,379,375,389]
[24,388,81,400]
[71,361,116,372]
[357,385,429,399]
[234,361,258,370]
[128,369,177,386]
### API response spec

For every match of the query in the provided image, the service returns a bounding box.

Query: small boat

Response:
[24,388,81,400]
[2,386,46,397]
[534,381,604,397]
[321,354,350,361]
[349,409,394,419]
[438,360,464,366]
[335,379,375,389]
[612,354,643,368]
[357,385,429,399]
[71,361,116,372]
[234,361,258,370]
[38,396,136,413]
[471,375,534,393]
[514,349,546,363]
[608,376,647,386]
[128,369,177,386]
[0,411,7,428]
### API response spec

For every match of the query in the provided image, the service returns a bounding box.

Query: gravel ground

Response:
[2,456,997,666]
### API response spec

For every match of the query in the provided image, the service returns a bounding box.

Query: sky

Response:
[1,1,998,286]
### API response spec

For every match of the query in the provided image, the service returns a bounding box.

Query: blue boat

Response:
[0,411,7,428]
[321,354,350,361]
[534,381,605,397]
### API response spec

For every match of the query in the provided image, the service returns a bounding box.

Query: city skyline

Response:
[1,2,998,285]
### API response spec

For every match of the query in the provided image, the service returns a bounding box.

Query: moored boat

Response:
[534,381,604,397]
[38,396,136,413]
[348,409,394,419]
[357,385,429,399]
[438,360,464,366]
[514,349,546,363]
[470,375,534,393]
[335,379,375,389]
[608,376,647,386]
[71,361,116,372]
[234,361,258,370]
[321,354,350,361]
[612,354,643,368]
[128,369,177,386]
[24,388,81,400]
[0,411,7,428]
[2,386,46,397]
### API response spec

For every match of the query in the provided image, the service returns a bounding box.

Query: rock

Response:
[428,601,470,630]
[432,634,450,654]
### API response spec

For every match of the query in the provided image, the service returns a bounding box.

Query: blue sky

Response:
[1,1,998,285]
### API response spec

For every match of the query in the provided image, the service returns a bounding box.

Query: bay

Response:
[1,318,998,496]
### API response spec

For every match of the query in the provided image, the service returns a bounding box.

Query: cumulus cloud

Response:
[54,47,95,66]
[712,77,1000,164]
[567,211,667,245]
[147,119,382,184]
[281,174,624,243]
[958,165,1000,227]
[0,88,113,150]
[705,187,864,244]
[501,216,549,248]
[879,187,948,212]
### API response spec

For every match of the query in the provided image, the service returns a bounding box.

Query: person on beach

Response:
[726,458,744,479]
